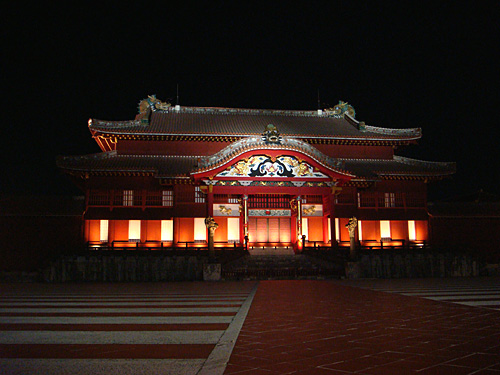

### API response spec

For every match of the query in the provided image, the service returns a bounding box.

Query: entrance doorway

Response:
[248,217,291,243]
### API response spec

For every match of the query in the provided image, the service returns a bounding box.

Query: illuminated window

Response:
[335,218,340,241]
[195,187,206,203]
[384,193,395,207]
[227,217,240,242]
[129,220,141,242]
[161,220,173,242]
[162,190,173,207]
[408,220,416,241]
[302,218,309,240]
[99,220,109,242]
[123,190,133,206]
[194,218,207,242]
[358,220,363,241]
[380,220,391,239]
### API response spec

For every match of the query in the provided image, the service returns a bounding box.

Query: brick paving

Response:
[225,279,500,374]
[1,279,499,374]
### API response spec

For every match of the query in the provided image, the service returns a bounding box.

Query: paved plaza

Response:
[0,278,499,374]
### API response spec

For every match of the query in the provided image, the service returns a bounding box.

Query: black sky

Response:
[2,2,499,200]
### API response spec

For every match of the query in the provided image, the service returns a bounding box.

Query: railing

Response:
[303,240,428,251]
[86,240,243,251]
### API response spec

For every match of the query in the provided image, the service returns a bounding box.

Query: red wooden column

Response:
[329,190,338,248]
[207,184,214,217]
[297,195,303,251]
[242,195,248,247]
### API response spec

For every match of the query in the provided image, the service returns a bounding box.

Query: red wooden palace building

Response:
[58,97,455,251]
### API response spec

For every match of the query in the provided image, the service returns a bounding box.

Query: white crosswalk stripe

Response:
[0,282,257,375]
[344,278,500,310]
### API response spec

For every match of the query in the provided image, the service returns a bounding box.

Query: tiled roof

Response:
[194,136,350,176]
[341,156,456,179]
[89,107,421,141]
[58,151,455,180]
[57,151,199,178]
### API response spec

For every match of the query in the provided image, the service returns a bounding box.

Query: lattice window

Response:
[248,194,289,209]
[88,190,109,206]
[195,186,206,203]
[123,190,133,206]
[214,194,240,203]
[146,191,162,206]
[358,192,377,207]
[303,195,323,204]
[384,193,396,208]
[162,190,174,206]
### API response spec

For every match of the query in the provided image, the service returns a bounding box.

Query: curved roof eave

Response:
[191,136,356,178]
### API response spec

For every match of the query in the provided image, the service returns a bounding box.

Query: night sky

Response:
[3,2,499,200]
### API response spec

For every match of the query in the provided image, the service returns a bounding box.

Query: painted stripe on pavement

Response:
[0,311,236,317]
[0,302,242,307]
[454,300,500,307]
[426,295,500,301]
[0,358,205,375]
[0,307,239,313]
[0,316,234,324]
[0,330,224,345]
[0,323,229,331]
[0,343,214,359]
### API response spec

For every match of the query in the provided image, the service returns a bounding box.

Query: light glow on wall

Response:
[328,218,331,241]
[358,220,363,241]
[335,218,340,241]
[380,220,391,239]
[100,220,108,242]
[227,218,240,242]
[194,218,207,241]
[408,220,416,241]
[129,220,141,241]
[161,220,173,242]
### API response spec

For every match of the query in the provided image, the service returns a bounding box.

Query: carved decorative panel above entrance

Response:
[217,155,329,178]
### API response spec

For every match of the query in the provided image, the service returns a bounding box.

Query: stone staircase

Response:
[221,252,344,280]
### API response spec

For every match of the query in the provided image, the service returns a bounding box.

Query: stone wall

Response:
[351,252,482,279]
[43,254,208,282]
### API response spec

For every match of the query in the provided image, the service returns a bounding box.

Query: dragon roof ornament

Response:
[138,95,171,114]
[262,124,283,144]
[324,101,356,118]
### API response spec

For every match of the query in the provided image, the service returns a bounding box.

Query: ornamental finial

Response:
[138,95,171,114]
[262,124,282,144]
[324,101,356,118]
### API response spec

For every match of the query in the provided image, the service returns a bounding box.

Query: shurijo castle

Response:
[57,96,455,253]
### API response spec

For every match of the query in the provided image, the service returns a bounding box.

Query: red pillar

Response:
[207,185,214,217]
[329,193,337,248]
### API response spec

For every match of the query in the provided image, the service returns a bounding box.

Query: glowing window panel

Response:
[194,218,207,241]
[380,220,391,239]
[302,218,309,240]
[227,217,240,242]
[385,193,395,207]
[99,220,108,242]
[162,190,173,207]
[408,220,416,241]
[328,218,331,241]
[195,187,206,203]
[123,190,133,206]
[161,220,173,242]
[358,220,363,241]
[129,220,141,241]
